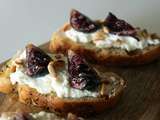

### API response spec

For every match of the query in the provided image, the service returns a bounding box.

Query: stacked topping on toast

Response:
[9,44,108,98]
[64,9,160,52]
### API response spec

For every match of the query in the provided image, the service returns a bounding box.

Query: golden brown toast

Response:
[18,72,125,117]
[50,23,160,66]
[0,44,126,117]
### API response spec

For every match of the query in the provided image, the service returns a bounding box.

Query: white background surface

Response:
[0,0,160,62]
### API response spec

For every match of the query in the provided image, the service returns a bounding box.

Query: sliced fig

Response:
[104,12,136,36]
[70,9,100,33]
[68,50,100,91]
[26,44,52,77]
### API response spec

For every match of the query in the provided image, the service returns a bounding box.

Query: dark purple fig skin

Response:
[68,50,100,91]
[105,12,137,36]
[70,9,100,33]
[26,44,52,77]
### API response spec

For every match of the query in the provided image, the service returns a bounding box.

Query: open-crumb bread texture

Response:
[50,23,160,66]
[18,72,125,117]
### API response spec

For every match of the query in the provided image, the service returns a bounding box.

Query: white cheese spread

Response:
[10,50,98,98]
[65,28,92,43]
[65,28,160,51]
[0,111,66,120]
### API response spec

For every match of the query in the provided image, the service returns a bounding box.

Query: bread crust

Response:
[0,77,14,94]
[0,65,16,94]
[49,23,160,66]
[18,72,125,117]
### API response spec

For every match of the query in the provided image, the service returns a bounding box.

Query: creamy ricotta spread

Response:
[30,111,66,120]
[65,28,160,51]
[0,111,66,120]
[10,50,98,98]
[65,28,92,43]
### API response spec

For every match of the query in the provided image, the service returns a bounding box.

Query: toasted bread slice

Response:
[18,72,125,117]
[0,44,126,117]
[50,23,160,66]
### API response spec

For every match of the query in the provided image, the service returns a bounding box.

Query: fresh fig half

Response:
[26,44,52,77]
[70,9,100,33]
[104,12,136,36]
[67,50,100,91]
